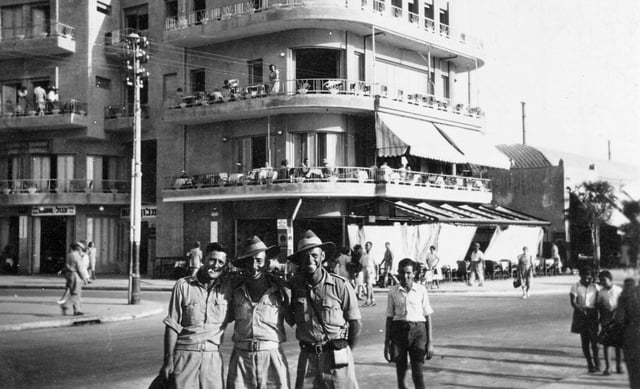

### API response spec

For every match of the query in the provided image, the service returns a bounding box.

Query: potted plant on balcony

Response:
[1,187,10,195]
[297,81,310,94]
[25,181,38,194]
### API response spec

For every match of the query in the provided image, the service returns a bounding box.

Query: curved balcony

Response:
[0,22,76,60]
[163,0,482,68]
[0,179,130,206]
[162,166,492,204]
[164,79,483,127]
[0,100,89,132]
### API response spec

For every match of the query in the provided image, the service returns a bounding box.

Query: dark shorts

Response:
[390,321,426,364]
[571,307,598,338]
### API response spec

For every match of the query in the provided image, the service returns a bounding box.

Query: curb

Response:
[0,303,164,333]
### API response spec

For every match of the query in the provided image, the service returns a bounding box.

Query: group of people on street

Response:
[569,266,640,384]
[158,230,437,389]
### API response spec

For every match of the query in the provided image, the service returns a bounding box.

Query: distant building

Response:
[490,144,640,268]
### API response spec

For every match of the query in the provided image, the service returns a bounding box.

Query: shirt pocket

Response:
[261,299,280,325]
[182,301,204,327]
[322,298,343,326]
[210,299,228,323]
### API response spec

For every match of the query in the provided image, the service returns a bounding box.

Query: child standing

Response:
[597,270,623,375]
[570,267,601,372]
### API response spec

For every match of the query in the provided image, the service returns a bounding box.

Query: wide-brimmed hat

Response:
[233,236,280,266]
[287,230,335,264]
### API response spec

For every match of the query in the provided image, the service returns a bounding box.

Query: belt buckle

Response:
[314,344,323,355]
[251,341,259,352]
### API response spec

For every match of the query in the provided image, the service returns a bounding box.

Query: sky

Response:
[455,0,640,166]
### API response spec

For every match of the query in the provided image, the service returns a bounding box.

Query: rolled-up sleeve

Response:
[422,290,434,316]
[163,280,185,334]
[342,281,362,321]
[386,291,395,318]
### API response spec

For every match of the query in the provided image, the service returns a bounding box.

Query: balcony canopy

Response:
[434,123,511,169]
[375,112,467,164]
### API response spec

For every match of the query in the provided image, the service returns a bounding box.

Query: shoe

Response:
[522,294,527,299]
[616,367,624,374]
[603,370,610,376]
[370,301,376,307]
[363,302,370,307]
[588,366,596,373]
[73,312,85,316]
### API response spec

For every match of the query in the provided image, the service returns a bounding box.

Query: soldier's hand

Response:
[160,361,173,381]
[425,343,434,361]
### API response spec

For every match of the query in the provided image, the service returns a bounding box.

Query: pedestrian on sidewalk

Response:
[380,242,395,287]
[160,242,232,389]
[384,257,434,389]
[425,246,440,290]
[60,242,89,316]
[614,278,640,388]
[226,236,292,389]
[186,241,202,277]
[517,246,534,299]
[87,241,97,281]
[570,267,601,373]
[361,241,376,307]
[350,244,365,300]
[288,230,362,389]
[596,270,623,376]
[467,243,485,287]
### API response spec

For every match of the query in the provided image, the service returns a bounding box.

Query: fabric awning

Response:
[376,113,467,164]
[433,123,511,169]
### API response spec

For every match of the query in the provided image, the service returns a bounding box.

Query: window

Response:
[441,75,450,99]
[292,133,344,166]
[190,69,205,93]
[424,1,434,20]
[165,0,178,19]
[96,76,111,89]
[124,4,149,33]
[248,59,263,85]
[193,0,206,23]
[1,5,25,40]
[97,1,112,15]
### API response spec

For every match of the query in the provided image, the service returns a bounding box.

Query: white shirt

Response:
[570,281,600,309]
[470,250,484,263]
[597,284,623,311]
[386,282,434,322]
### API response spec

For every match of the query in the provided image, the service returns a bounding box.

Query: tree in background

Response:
[573,180,616,273]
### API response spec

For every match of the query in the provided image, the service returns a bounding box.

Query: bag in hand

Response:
[513,278,522,288]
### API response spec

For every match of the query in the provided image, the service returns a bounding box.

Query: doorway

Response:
[294,48,342,92]
[40,216,67,273]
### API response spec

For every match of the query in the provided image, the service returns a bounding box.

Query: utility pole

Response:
[125,32,149,305]
[520,101,526,145]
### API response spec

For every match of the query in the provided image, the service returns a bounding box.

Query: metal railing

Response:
[2,99,87,117]
[164,166,492,192]
[0,22,75,42]
[165,78,483,118]
[162,0,479,47]
[104,28,149,46]
[0,179,129,194]
[104,104,150,119]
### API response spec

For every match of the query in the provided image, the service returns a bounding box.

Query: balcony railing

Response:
[104,104,150,119]
[2,99,87,118]
[104,28,149,46]
[0,179,129,194]
[165,78,483,119]
[164,166,491,192]
[0,22,75,42]
[164,0,479,47]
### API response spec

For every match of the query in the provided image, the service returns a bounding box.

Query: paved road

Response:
[0,288,618,389]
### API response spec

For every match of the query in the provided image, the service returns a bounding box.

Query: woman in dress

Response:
[268,64,280,94]
[596,270,623,375]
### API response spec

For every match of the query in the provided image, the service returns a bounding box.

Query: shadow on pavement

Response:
[441,344,573,357]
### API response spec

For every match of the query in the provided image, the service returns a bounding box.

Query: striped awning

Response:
[433,123,511,169]
[375,113,467,164]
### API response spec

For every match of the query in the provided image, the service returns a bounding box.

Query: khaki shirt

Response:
[290,269,361,344]
[230,283,288,344]
[163,276,232,346]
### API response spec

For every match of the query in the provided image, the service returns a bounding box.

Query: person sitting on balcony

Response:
[379,161,393,182]
[279,159,293,181]
[321,158,336,179]
[268,64,280,95]
[295,158,311,179]
[46,85,59,112]
[210,88,224,103]
[16,86,28,115]
[33,85,47,115]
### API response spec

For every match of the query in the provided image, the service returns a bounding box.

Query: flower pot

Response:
[51,109,61,115]
[297,89,308,94]
[27,187,37,194]
[28,110,37,116]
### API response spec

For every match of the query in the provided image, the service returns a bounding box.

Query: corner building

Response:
[0,0,158,275]
[159,0,522,264]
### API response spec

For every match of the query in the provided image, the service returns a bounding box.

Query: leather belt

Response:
[175,342,219,352]
[234,340,280,352]
[299,341,333,355]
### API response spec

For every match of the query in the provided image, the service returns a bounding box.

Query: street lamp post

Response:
[126,32,149,304]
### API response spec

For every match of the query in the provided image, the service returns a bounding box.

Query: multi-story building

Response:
[1,0,544,275]
[156,0,535,265]
[0,0,158,275]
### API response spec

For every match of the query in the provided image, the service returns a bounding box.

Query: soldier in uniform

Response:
[160,242,232,389]
[288,230,362,389]
[227,236,292,389]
